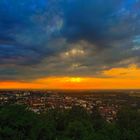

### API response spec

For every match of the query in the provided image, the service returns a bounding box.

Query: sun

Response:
[68,77,83,83]
[62,77,83,83]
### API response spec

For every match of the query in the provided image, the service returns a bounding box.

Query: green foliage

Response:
[91,106,106,131]
[117,107,140,140]
[0,105,140,140]
[117,107,140,130]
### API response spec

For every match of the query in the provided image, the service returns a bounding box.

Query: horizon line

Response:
[0,88,140,90]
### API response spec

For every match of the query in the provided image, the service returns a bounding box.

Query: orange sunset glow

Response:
[1,65,140,89]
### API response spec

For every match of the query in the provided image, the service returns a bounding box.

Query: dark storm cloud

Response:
[0,0,63,66]
[61,0,140,46]
[0,0,140,80]
[62,0,122,43]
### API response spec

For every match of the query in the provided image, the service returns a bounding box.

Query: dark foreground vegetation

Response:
[0,105,140,140]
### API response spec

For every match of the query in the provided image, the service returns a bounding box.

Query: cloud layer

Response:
[0,0,140,81]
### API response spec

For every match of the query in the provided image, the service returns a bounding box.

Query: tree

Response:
[117,107,140,140]
[91,106,105,131]
[0,105,38,140]
[65,120,93,140]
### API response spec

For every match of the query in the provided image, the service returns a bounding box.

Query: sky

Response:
[0,0,140,89]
